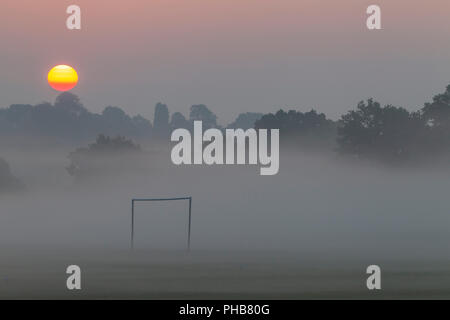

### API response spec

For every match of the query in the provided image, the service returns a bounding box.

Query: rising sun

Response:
[47,65,78,91]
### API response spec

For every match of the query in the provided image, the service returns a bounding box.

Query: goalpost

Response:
[130,197,192,250]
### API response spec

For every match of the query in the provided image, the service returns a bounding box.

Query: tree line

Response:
[0,93,263,144]
[257,84,450,163]
[2,83,450,192]
[1,84,450,164]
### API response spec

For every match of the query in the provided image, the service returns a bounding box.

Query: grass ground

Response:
[1,249,450,299]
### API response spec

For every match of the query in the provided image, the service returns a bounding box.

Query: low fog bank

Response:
[1,145,450,262]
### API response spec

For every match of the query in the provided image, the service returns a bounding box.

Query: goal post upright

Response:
[130,197,192,251]
[188,197,192,250]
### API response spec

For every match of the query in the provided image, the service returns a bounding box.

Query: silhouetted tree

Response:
[170,112,190,130]
[100,106,143,138]
[153,103,170,137]
[66,134,142,179]
[0,93,153,143]
[190,104,218,129]
[337,99,424,161]
[54,92,88,117]
[255,109,336,149]
[3,84,450,165]
[0,158,25,193]
[0,104,32,135]
[420,85,450,153]
[132,114,153,135]
[227,112,263,130]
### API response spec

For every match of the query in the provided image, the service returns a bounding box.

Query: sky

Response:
[0,0,449,125]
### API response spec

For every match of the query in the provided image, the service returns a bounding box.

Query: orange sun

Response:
[47,65,78,91]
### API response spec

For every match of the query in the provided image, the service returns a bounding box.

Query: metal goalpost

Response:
[130,197,192,250]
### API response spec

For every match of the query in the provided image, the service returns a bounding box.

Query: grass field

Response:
[1,249,450,299]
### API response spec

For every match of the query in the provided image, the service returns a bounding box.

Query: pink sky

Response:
[1,0,449,123]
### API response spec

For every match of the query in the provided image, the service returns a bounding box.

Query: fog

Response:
[2,145,449,261]
[2,143,450,298]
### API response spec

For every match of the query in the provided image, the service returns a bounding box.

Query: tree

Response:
[255,109,336,149]
[0,93,153,143]
[0,158,25,193]
[153,103,170,137]
[66,134,142,179]
[337,99,424,161]
[189,104,218,129]
[54,92,88,117]
[420,84,450,153]
[227,112,263,130]
[101,106,140,137]
[170,112,190,130]
[132,114,153,137]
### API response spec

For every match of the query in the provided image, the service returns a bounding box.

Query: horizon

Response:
[2,83,449,126]
[1,0,449,124]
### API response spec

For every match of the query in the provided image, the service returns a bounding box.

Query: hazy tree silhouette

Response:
[0,158,25,193]
[337,99,424,161]
[420,85,450,153]
[132,114,153,135]
[170,112,190,130]
[101,106,148,138]
[2,84,450,165]
[190,104,218,129]
[54,92,88,117]
[228,112,263,130]
[255,109,336,149]
[153,103,170,137]
[0,93,152,143]
[66,134,142,179]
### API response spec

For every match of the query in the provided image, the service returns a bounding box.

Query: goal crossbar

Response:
[131,197,192,250]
